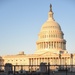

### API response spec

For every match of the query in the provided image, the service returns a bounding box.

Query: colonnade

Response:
[37,41,66,50]
[29,57,71,66]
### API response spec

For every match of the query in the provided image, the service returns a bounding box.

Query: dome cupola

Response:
[35,4,67,54]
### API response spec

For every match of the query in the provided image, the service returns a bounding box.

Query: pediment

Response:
[38,52,58,57]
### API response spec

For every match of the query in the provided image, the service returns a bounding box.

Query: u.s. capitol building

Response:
[0,4,75,70]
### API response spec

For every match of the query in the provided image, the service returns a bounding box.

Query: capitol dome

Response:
[35,4,67,54]
[40,15,64,40]
[41,21,61,32]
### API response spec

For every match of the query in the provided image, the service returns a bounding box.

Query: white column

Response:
[53,42,54,48]
[36,58,37,65]
[54,42,56,48]
[52,42,53,48]
[47,42,49,49]
[56,42,57,49]
[29,58,31,65]
[37,58,38,65]
[38,58,40,65]
[50,42,52,48]
[46,42,47,48]
[44,42,45,49]
[31,58,33,65]
[49,42,50,49]
[42,42,43,49]
[57,42,58,49]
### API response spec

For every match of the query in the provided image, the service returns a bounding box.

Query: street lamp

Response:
[59,54,61,69]
[70,54,73,72]
[48,63,50,75]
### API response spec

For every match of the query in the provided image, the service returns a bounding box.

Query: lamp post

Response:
[48,63,50,75]
[13,65,15,75]
[71,54,73,72]
[59,54,61,70]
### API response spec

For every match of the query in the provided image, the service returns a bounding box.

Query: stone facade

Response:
[0,4,75,71]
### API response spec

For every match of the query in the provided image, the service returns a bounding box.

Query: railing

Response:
[0,64,75,75]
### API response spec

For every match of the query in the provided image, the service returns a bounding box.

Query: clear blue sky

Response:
[0,0,75,55]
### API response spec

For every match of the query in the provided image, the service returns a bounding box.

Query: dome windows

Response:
[43,26,60,29]
[39,34,61,39]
